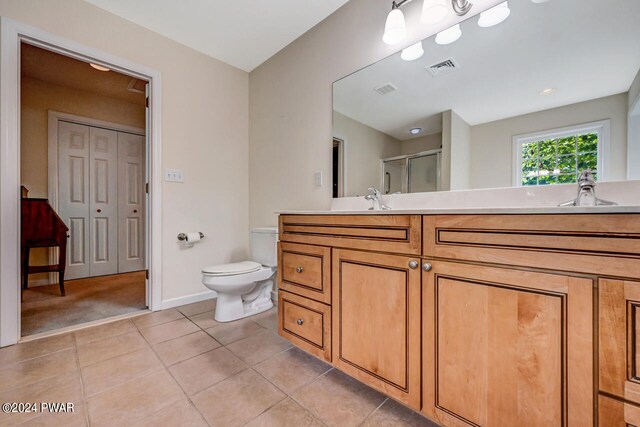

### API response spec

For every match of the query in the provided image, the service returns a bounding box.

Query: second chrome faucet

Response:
[365,188,391,211]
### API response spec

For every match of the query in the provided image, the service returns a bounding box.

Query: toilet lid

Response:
[202,261,262,276]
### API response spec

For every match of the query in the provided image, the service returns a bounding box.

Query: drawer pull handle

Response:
[422,262,432,272]
[408,260,419,269]
[296,266,304,273]
[296,319,304,325]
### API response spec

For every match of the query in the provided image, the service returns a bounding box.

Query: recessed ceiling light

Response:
[401,42,424,61]
[539,87,557,95]
[409,128,422,135]
[89,63,110,72]
[435,24,462,45]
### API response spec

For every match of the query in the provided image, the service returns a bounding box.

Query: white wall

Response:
[332,111,400,197]
[1,0,250,303]
[400,133,441,156]
[629,68,640,180]
[249,0,503,227]
[450,111,471,190]
[470,93,628,189]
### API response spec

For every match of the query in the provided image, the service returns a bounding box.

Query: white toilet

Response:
[202,227,278,322]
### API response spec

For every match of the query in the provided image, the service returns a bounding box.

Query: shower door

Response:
[408,151,441,193]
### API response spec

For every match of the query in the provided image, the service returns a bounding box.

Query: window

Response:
[513,121,609,186]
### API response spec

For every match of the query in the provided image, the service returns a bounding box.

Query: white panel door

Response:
[58,122,90,280]
[117,132,145,273]
[89,127,118,276]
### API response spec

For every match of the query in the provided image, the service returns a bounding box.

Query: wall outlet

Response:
[164,168,184,183]
[314,170,323,187]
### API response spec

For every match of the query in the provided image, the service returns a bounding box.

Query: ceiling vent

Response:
[426,58,460,76]
[374,82,398,95]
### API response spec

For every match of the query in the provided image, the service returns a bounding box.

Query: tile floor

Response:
[0,300,438,426]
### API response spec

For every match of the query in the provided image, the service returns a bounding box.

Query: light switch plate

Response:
[314,171,323,187]
[164,168,184,183]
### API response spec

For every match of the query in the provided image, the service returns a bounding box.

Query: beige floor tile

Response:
[0,333,75,366]
[0,371,83,426]
[76,331,148,367]
[86,370,184,427]
[81,347,163,396]
[292,369,386,427]
[132,309,184,329]
[254,347,331,394]
[251,308,278,332]
[245,398,325,427]
[152,331,221,366]
[131,398,207,427]
[19,401,87,427]
[139,318,200,345]
[192,369,286,427]
[169,347,247,395]
[204,317,265,345]
[176,299,217,317]
[74,319,136,346]
[188,310,219,329]
[362,399,437,426]
[0,349,78,393]
[227,330,292,366]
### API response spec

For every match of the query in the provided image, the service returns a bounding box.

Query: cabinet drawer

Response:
[279,242,331,304]
[278,291,331,362]
[280,215,422,255]
[424,214,640,278]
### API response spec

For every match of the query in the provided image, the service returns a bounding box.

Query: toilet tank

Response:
[250,227,278,267]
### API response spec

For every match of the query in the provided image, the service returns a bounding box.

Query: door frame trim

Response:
[0,17,163,346]
[47,111,145,282]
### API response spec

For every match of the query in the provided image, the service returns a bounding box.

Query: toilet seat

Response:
[202,261,261,276]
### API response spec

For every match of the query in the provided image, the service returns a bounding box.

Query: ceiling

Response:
[21,43,146,105]
[333,0,640,141]
[82,0,350,72]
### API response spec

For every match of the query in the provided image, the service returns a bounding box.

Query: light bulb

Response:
[435,24,462,45]
[409,128,422,135]
[89,63,110,72]
[383,8,407,45]
[478,1,511,28]
[421,0,448,26]
[401,42,424,61]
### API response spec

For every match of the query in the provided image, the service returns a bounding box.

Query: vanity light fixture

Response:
[435,24,462,45]
[383,0,473,45]
[410,127,423,135]
[401,41,425,61]
[89,63,110,72]
[478,1,511,27]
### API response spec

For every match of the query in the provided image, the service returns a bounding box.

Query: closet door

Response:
[117,132,145,273]
[89,127,118,276]
[58,122,90,280]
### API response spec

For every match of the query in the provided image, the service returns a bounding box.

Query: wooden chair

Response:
[21,198,69,296]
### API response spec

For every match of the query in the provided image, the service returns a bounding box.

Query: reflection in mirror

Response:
[332,0,640,198]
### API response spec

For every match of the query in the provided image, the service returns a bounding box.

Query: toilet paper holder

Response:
[177,232,205,241]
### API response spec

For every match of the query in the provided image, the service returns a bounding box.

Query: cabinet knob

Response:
[133,209,138,213]
[296,266,303,273]
[408,260,419,269]
[96,209,102,213]
[422,262,432,272]
[296,319,304,325]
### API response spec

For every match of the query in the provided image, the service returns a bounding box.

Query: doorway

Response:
[0,18,163,346]
[20,44,148,337]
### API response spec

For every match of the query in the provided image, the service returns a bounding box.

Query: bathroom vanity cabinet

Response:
[277,213,640,426]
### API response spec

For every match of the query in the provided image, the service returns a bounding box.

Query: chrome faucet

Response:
[559,170,617,207]
[365,188,391,211]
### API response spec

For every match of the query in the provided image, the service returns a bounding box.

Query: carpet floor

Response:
[21,271,146,337]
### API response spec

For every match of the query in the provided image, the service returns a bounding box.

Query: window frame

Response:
[512,120,610,187]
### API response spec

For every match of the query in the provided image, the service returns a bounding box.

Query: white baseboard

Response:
[161,290,217,310]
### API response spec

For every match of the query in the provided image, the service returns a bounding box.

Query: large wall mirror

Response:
[332,0,640,198]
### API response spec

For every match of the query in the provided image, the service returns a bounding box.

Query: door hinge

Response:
[145,97,149,108]
[145,269,149,280]
[146,183,149,194]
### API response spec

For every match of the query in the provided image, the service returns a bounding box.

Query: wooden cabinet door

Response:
[422,261,593,427]
[332,249,421,410]
[600,279,640,407]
